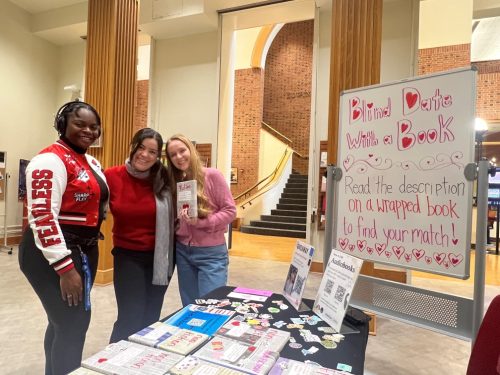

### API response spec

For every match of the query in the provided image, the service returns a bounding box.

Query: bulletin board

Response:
[334,68,476,279]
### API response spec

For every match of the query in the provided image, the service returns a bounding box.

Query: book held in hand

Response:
[169,355,247,375]
[81,340,184,375]
[164,304,235,336]
[129,322,209,355]
[177,180,197,217]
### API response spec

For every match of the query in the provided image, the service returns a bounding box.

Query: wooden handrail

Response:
[234,148,289,204]
[261,121,292,145]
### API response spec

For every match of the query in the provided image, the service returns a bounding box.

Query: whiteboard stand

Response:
[322,164,341,268]
[1,171,13,255]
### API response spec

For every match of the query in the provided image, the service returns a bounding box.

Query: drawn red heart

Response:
[406,92,418,109]
[353,110,361,120]
[428,129,437,141]
[452,239,458,245]
[402,137,413,149]
[367,247,374,255]
[357,240,367,251]
[421,101,429,109]
[425,256,432,264]
[392,246,405,259]
[98,358,108,363]
[338,238,349,250]
[351,98,358,107]
[404,253,412,263]
[383,135,392,145]
[418,132,425,141]
[385,251,391,258]
[375,243,386,255]
[368,154,373,158]
[343,155,353,171]
[401,123,409,133]
[448,253,463,266]
[433,252,445,265]
[348,244,355,251]
[367,102,373,109]
[412,248,425,260]
[444,95,451,102]
[443,261,449,269]
[383,108,389,116]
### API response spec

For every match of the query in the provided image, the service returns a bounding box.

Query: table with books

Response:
[73,285,369,375]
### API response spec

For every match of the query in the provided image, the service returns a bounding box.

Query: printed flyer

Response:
[283,241,314,310]
[177,180,197,217]
[313,249,363,332]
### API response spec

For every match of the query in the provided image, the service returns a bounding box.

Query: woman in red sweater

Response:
[105,128,174,343]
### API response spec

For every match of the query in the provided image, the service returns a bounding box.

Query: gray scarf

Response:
[125,159,174,286]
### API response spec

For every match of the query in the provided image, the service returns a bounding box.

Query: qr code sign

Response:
[335,285,346,303]
[325,279,334,295]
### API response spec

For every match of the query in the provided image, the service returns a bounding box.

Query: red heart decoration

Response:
[433,252,445,265]
[375,243,386,255]
[385,251,391,258]
[367,102,373,109]
[401,123,409,133]
[352,98,359,107]
[392,246,405,259]
[348,244,355,251]
[428,129,437,141]
[402,137,413,149]
[367,247,374,255]
[339,238,349,250]
[425,256,432,264]
[412,249,425,260]
[448,253,463,266]
[418,132,425,141]
[405,92,418,109]
[353,110,361,120]
[452,239,458,245]
[404,253,412,262]
[357,240,366,251]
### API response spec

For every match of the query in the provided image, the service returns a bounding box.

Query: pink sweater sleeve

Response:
[195,168,236,231]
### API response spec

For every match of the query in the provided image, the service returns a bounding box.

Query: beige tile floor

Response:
[1,247,499,374]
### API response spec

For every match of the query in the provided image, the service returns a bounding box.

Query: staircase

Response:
[240,174,307,238]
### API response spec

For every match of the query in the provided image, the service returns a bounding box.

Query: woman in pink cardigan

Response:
[166,134,236,306]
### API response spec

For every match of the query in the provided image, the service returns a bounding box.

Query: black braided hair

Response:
[54,100,101,137]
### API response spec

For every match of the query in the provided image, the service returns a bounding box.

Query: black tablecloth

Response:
[189,286,370,375]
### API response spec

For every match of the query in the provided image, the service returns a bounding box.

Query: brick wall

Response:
[232,68,265,199]
[418,44,471,76]
[263,20,314,175]
[134,80,149,133]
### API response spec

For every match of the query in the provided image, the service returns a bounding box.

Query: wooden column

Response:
[85,0,139,285]
[327,0,404,280]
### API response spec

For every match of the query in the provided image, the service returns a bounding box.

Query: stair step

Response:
[250,220,306,231]
[288,175,308,182]
[283,187,307,194]
[240,226,306,238]
[277,203,307,211]
[261,215,306,224]
[281,192,307,199]
[271,209,307,217]
[285,182,308,188]
[279,198,307,205]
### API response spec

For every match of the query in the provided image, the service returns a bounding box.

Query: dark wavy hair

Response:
[130,128,170,198]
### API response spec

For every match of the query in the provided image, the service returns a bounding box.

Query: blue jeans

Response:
[176,241,228,306]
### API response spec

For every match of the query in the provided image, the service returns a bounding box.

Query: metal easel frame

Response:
[1,152,13,255]
[323,160,489,344]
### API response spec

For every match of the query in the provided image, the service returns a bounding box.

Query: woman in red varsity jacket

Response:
[19,100,108,375]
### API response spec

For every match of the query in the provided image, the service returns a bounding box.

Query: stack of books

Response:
[169,355,248,375]
[269,357,351,375]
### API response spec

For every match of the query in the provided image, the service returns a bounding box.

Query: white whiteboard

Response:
[334,68,476,278]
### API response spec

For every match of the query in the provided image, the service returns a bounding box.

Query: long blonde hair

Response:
[165,134,211,218]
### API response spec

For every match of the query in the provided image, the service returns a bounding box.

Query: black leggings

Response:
[18,230,98,375]
[109,247,168,343]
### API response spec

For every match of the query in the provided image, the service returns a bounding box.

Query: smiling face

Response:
[131,137,160,172]
[64,108,100,150]
[167,139,191,172]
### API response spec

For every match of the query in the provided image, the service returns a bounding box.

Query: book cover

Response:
[269,357,350,375]
[217,317,290,351]
[157,327,209,355]
[128,322,180,348]
[177,180,197,217]
[81,340,184,375]
[169,355,247,375]
[193,336,279,375]
[165,304,234,336]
